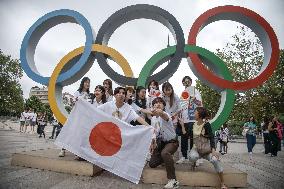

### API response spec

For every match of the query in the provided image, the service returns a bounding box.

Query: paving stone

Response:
[1,120,284,189]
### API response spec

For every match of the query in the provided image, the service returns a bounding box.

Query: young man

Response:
[177,76,202,164]
[149,97,179,189]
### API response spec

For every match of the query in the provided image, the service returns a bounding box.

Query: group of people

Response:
[243,116,283,159]
[20,108,47,138]
[214,124,230,155]
[57,76,227,189]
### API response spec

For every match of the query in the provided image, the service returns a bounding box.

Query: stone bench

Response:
[11,149,247,187]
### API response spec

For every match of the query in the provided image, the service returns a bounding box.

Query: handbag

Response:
[242,128,249,136]
[195,123,212,156]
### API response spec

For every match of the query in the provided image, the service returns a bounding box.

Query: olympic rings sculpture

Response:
[20,4,280,131]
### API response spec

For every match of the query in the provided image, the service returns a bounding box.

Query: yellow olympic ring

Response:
[48,44,134,124]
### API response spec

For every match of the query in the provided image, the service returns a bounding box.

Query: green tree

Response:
[25,96,45,113]
[0,50,24,116]
[196,26,284,133]
[43,104,53,121]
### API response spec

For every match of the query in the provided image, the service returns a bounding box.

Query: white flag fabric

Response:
[55,99,153,184]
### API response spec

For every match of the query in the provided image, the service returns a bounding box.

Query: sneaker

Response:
[249,152,253,160]
[176,157,188,164]
[196,159,203,166]
[58,150,65,157]
[146,152,152,162]
[164,179,179,189]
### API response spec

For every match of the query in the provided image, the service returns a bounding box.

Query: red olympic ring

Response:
[188,5,280,91]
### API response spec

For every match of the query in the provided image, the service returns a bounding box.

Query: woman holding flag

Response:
[59,77,91,157]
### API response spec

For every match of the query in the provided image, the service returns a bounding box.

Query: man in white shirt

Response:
[177,76,202,164]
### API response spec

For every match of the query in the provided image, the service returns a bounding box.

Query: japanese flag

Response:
[55,99,153,184]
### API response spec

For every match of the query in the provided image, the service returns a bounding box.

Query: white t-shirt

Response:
[31,113,37,122]
[151,112,176,142]
[180,86,202,123]
[91,98,104,108]
[131,101,147,119]
[147,89,162,108]
[20,112,26,121]
[106,95,113,102]
[25,112,32,121]
[97,101,139,124]
[163,93,181,124]
[74,91,90,102]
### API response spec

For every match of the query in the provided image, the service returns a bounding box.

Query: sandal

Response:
[221,183,228,189]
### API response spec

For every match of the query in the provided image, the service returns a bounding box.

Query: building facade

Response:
[29,86,49,104]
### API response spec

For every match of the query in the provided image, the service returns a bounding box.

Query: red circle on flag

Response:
[89,122,122,156]
[181,91,189,99]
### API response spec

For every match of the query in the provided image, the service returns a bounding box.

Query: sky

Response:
[0,0,283,99]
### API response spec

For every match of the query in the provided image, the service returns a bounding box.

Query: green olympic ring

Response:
[137,45,235,132]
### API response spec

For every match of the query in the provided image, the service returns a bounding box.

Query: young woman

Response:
[272,116,283,151]
[148,97,179,189]
[91,85,107,108]
[30,109,37,133]
[177,76,203,164]
[74,77,91,101]
[103,79,113,102]
[162,82,182,130]
[20,109,28,133]
[147,80,161,109]
[220,123,229,154]
[188,107,227,189]
[24,109,32,133]
[125,87,135,105]
[133,86,151,125]
[243,116,257,160]
[269,117,280,157]
[37,112,47,138]
[59,77,91,157]
[262,117,271,154]
[98,87,150,127]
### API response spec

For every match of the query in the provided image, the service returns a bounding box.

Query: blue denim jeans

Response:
[246,134,256,153]
[188,148,223,173]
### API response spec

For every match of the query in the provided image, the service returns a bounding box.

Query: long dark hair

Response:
[162,82,174,107]
[262,116,270,131]
[147,80,159,92]
[196,107,208,119]
[78,77,90,94]
[135,86,146,109]
[103,79,113,96]
[248,116,256,124]
[91,85,107,104]
[125,87,135,105]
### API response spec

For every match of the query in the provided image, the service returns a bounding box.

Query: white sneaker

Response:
[196,159,203,166]
[146,152,152,162]
[176,157,188,164]
[164,179,179,189]
[58,150,65,157]
[249,152,253,160]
